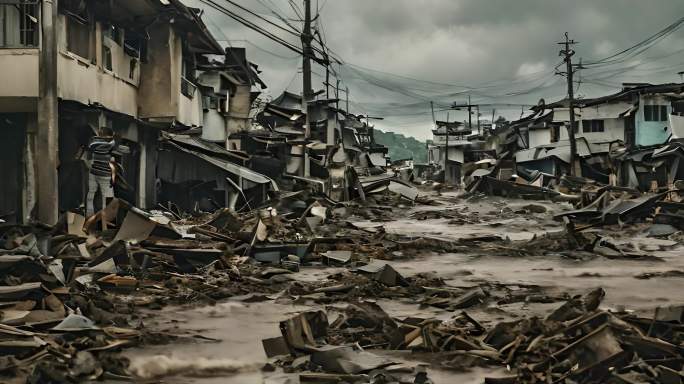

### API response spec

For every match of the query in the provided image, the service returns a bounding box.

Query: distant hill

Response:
[373,129,428,163]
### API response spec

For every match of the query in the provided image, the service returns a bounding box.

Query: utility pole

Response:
[300,0,313,176]
[430,101,436,124]
[445,112,449,168]
[301,0,313,106]
[558,32,580,176]
[346,86,349,114]
[467,95,472,132]
[335,79,340,110]
[37,0,59,224]
[452,97,478,134]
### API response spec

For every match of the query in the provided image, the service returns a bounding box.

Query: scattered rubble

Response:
[261,289,684,384]
[1,175,683,383]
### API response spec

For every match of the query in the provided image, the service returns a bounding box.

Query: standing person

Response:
[85,129,117,216]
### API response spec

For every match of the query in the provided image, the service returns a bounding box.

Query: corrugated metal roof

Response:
[166,134,278,188]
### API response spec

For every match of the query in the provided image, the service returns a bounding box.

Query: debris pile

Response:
[263,309,432,383]
[263,291,684,384]
[0,183,433,382]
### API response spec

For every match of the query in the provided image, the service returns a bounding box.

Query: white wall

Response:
[177,92,203,127]
[556,102,630,143]
[201,108,226,142]
[670,114,684,139]
[0,49,39,99]
[528,128,551,148]
[445,147,464,163]
[227,84,252,134]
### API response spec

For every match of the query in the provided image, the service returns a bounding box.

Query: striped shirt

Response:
[88,137,115,177]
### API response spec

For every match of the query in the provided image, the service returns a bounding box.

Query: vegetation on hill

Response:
[374,129,428,163]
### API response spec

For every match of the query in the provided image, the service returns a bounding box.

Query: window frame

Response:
[65,12,92,60]
[0,2,40,48]
[582,119,605,133]
[644,104,668,122]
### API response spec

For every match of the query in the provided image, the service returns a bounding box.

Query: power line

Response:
[583,16,684,67]
[217,0,301,38]
[255,0,302,34]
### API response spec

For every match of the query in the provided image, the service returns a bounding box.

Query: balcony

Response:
[431,135,470,146]
[0,2,40,109]
[0,2,39,49]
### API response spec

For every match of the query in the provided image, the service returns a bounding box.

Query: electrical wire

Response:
[583,16,684,67]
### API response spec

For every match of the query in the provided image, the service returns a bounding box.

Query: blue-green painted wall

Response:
[636,95,671,146]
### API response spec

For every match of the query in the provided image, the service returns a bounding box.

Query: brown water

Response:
[124,194,684,383]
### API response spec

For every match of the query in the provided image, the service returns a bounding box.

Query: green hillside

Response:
[373,129,428,163]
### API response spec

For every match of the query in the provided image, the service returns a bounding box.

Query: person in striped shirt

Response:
[85,128,118,216]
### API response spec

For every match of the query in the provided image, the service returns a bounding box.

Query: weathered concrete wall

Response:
[227,84,251,133]
[0,49,39,100]
[56,15,138,117]
[446,146,465,163]
[670,113,684,140]
[138,24,178,121]
[555,102,629,143]
[529,128,552,148]
[177,91,202,127]
[202,108,226,142]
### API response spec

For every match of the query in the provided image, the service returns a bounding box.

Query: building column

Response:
[23,116,38,224]
[36,0,59,224]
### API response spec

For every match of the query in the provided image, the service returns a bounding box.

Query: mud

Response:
[123,192,684,383]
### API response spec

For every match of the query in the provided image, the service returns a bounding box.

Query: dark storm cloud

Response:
[189,0,684,139]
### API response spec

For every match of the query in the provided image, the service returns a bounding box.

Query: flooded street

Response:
[3,2,684,383]
[124,192,684,383]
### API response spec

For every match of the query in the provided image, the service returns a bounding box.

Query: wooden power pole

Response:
[558,32,580,176]
[300,0,313,176]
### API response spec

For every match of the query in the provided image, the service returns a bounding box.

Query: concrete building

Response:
[427,121,472,185]
[508,83,684,187]
[0,0,224,223]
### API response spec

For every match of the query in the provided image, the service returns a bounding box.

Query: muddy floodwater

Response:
[125,193,684,383]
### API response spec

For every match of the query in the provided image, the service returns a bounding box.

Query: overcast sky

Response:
[189,0,684,140]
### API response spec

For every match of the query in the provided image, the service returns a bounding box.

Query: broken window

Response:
[644,105,668,122]
[65,13,91,59]
[123,31,146,60]
[102,22,122,45]
[102,45,112,71]
[0,1,39,48]
[582,120,605,133]
[218,97,227,113]
[671,100,684,115]
[180,57,197,98]
[209,97,219,110]
[181,77,197,98]
[128,58,137,79]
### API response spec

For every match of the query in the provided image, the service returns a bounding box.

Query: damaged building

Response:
[254,90,398,201]
[427,120,497,185]
[0,0,274,223]
[497,82,684,190]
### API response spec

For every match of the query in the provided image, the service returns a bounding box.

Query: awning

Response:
[165,135,278,190]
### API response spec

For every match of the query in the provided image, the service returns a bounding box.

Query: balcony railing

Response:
[432,135,470,146]
[0,1,39,48]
